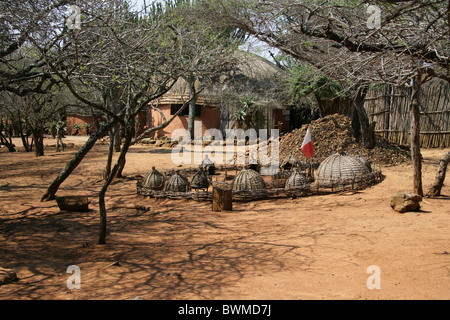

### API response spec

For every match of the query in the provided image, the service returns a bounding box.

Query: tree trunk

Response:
[98,120,133,244]
[0,132,16,152]
[351,107,361,142]
[33,127,45,157]
[316,98,325,118]
[135,111,145,138]
[116,157,126,178]
[56,128,64,152]
[187,77,197,140]
[410,77,423,197]
[353,86,376,149]
[114,124,121,152]
[0,119,16,152]
[425,150,450,198]
[104,127,115,179]
[41,119,118,202]
[115,118,134,178]
[20,131,31,152]
[91,108,100,131]
[17,113,31,152]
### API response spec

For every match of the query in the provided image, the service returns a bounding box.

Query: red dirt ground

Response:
[0,136,448,300]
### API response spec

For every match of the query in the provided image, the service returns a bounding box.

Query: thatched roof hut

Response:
[148,51,290,138]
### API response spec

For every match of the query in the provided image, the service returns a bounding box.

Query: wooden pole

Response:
[425,150,450,198]
[410,75,424,197]
[212,187,232,212]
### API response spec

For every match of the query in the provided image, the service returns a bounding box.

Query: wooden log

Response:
[212,187,232,212]
[56,196,89,212]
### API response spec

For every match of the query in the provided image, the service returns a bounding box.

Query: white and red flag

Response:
[300,127,314,159]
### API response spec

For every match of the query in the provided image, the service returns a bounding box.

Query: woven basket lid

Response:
[201,155,214,167]
[191,169,209,189]
[232,169,266,191]
[316,151,371,184]
[200,155,215,173]
[164,171,189,192]
[281,153,300,169]
[285,169,310,190]
[142,166,165,190]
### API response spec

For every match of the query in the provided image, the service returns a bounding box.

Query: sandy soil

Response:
[0,136,448,300]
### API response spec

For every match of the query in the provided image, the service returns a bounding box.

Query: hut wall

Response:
[364,79,450,148]
[148,104,221,139]
[273,108,291,133]
[66,115,100,135]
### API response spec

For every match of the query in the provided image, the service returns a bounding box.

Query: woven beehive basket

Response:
[200,155,215,175]
[316,152,372,188]
[232,169,266,191]
[142,166,165,190]
[164,171,190,192]
[285,170,310,190]
[281,153,300,170]
[191,170,209,189]
[355,155,372,172]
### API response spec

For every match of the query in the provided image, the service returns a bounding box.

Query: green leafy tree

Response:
[287,63,346,109]
[231,96,256,130]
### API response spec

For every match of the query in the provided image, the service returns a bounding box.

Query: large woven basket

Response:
[200,155,215,175]
[281,153,300,170]
[285,169,310,190]
[316,152,372,188]
[355,155,372,172]
[191,169,210,190]
[164,171,190,192]
[142,166,165,190]
[232,169,266,191]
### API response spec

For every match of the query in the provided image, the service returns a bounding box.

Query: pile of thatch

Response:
[279,114,410,166]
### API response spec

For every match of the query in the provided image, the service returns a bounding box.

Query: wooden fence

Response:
[364,79,450,148]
